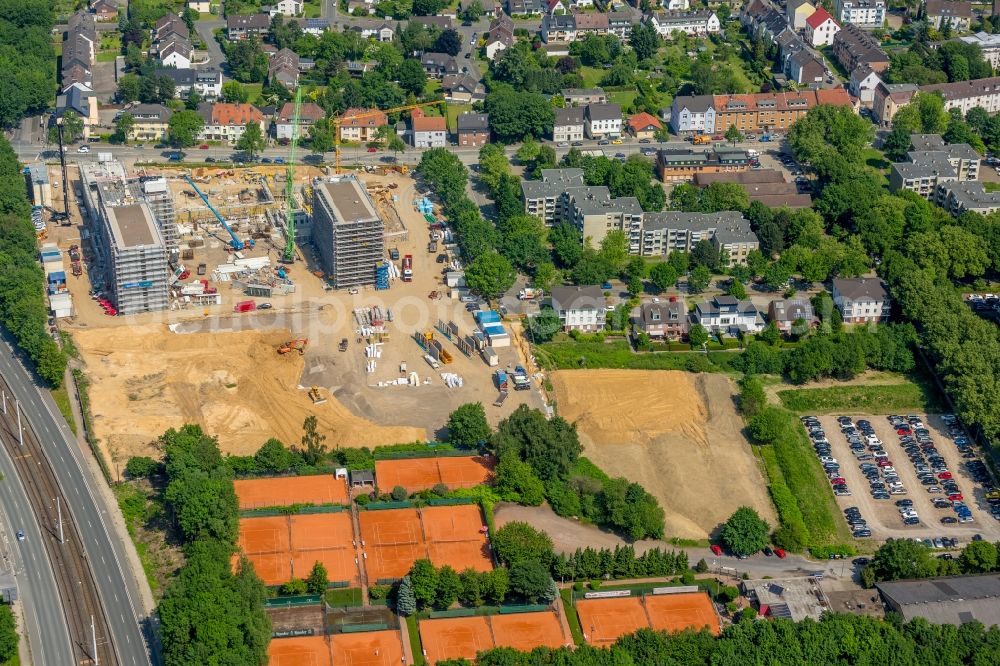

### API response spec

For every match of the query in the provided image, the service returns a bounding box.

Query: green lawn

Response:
[113,483,161,595]
[96,51,119,62]
[405,615,425,666]
[778,381,945,415]
[984,182,1000,192]
[560,589,584,646]
[534,340,743,372]
[50,385,77,436]
[446,102,472,133]
[424,79,441,97]
[304,0,322,17]
[323,587,363,607]
[578,66,605,88]
[243,83,263,104]
[608,90,637,111]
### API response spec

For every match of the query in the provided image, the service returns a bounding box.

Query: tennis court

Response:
[426,541,492,573]
[267,635,332,666]
[290,513,355,550]
[330,629,403,666]
[239,516,290,555]
[239,513,359,586]
[419,616,494,665]
[234,475,349,510]
[359,508,424,547]
[575,597,650,646]
[645,592,720,636]
[491,612,568,651]
[375,456,493,494]
[423,505,492,572]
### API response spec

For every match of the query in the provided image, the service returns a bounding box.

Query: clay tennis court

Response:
[267,635,332,666]
[359,509,427,582]
[234,475,349,510]
[576,597,651,646]
[419,616,495,665]
[239,513,359,586]
[491,612,568,651]
[422,505,492,572]
[645,592,720,636]
[330,629,403,666]
[375,456,493,494]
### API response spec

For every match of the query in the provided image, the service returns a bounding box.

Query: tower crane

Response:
[331,99,447,174]
[282,86,303,264]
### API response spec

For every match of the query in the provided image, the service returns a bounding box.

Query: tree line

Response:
[0,136,67,385]
[155,425,271,666]
[0,0,55,128]
[550,545,689,583]
[861,531,1000,588]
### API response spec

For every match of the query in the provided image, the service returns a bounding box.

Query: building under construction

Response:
[312,176,384,289]
[80,163,170,314]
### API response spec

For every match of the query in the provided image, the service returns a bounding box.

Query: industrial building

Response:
[79,163,171,314]
[877,574,1000,627]
[312,176,385,289]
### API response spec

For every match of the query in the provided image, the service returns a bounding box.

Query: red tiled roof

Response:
[412,114,446,132]
[211,103,264,126]
[805,7,836,29]
[627,112,662,132]
[341,107,388,127]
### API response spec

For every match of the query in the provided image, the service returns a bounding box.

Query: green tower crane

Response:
[282,87,303,263]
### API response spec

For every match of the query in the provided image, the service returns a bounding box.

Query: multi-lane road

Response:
[0,336,154,666]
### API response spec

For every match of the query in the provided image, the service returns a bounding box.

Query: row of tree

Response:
[0,0,54,128]
[550,545,689,583]
[862,537,1000,588]
[0,137,67,385]
[155,425,271,666]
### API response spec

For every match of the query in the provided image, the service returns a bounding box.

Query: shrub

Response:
[391,485,408,501]
[125,456,160,479]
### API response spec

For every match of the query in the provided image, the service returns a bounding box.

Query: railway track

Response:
[0,374,117,666]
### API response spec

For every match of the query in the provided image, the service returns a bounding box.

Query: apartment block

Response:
[312,177,385,288]
[640,211,759,267]
[920,76,1000,114]
[888,135,980,199]
[521,168,585,225]
[566,186,644,250]
[832,278,891,324]
[656,148,751,182]
[669,89,854,135]
[835,0,885,27]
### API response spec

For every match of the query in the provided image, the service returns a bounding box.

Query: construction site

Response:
[33,151,545,462]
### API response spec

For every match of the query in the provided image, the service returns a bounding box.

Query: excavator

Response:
[277,338,308,355]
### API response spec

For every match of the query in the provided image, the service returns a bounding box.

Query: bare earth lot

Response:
[550,370,775,540]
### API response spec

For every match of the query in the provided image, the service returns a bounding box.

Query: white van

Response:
[746,149,759,158]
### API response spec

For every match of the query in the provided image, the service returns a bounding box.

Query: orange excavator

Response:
[277,338,308,355]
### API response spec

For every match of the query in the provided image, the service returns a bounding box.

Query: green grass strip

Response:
[405,614,424,665]
[778,381,942,415]
[560,589,584,646]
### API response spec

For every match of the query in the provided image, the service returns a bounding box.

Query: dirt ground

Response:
[550,370,776,540]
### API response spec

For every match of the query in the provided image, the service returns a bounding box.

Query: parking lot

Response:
[810,414,1000,544]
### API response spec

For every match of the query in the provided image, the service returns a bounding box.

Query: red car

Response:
[938,472,953,480]
[948,494,964,502]
[830,477,846,485]
[179,270,190,280]
[367,147,377,152]
[199,144,209,149]
[897,428,911,435]
[774,548,786,559]
[710,544,723,556]
[877,459,893,467]
[712,135,724,141]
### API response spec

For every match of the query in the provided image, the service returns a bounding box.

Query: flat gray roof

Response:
[106,203,159,248]
[877,574,1000,627]
[320,178,379,225]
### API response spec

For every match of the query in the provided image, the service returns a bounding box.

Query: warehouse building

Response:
[876,574,1000,627]
[312,176,384,288]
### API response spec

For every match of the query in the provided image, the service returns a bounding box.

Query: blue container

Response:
[475,310,501,325]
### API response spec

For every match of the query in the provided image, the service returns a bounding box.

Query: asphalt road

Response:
[0,436,75,666]
[0,337,153,666]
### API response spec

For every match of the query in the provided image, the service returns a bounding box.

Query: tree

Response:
[627,275,643,296]
[435,565,462,609]
[485,85,555,143]
[481,568,509,605]
[125,455,159,479]
[649,262,678,292]
[460,0,484,23]
[527,308,562,344]
[50,110,84,144]
[236,121,266,160]
[435,29,462,56]
[168,109,205,147]
[492,521,554,567]
[688,265,711,293]
[508,561,552,603]
[690,239,721,271]
[727,279,747,300]
[112,112,134,144]
[117,74,141,103]
[959,540,997,574]
[721,507,770,557]
[738,376,767,417]
[397,58,428,96]
[299,415,328,466]
[459,568,483,606]
[0,604,17,663]
[688,323,709,348]
[533,262,557,292]
[306,561,329,595]
[550,223,583,268]
[396,576,417,615]
[465,251,516,297]
[868,539,938,583]
[222,81,250,103]
[410,559,439,608]
[725,124,743,146]
[747,407,788,444]
[254,438,295,472]
[391,485,408,501]
[309,118,334,154]
[598,230,629,274]
[494,405,581,481]
[446,403,492,447]
[494,453,545,505]
[629,21,660,61]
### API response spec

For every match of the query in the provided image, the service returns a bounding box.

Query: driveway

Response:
[194,15,226,77]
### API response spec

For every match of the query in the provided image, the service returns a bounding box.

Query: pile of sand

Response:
[551,370,776,540]
[73,324,425,461]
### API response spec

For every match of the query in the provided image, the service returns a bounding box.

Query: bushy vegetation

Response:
[860,538,1000,588]
[0,136,68,385]
[0,0,55,128]
[550,545,688,583]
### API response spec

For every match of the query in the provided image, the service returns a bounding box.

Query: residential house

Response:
[508,0,543,15]
[627,112,662,139]
[345,0,372,15]
[411,16,454,31]
[456,113,490,147]
[339,108,387,143]
[752,8,790,43]
[574,12,610,37]
[787,0,816,29]
[767,299,816,333]
[693,170,812,208]
[849,66,883,106]
[302,18,331,36]
[924,0,972,32]
[410,111,447,148]
[639,299,690,340]
[122,104,172,141]
[664,0,690,9]
[553,107,585,142]
[546,0,569,13]
[831,22,890,74]
[873,81,918,126]
[275,101,324,141]
[608,12,636,40]
[805,8,840,47]
[198,103,266,143]
[154,14,189,42]
[640,210,760,265]
[227,14,271,40]
[647,11,721,38]
[346,60,377,78]
[268,48,301,88]
[831,278,891,324]
[740,0,773,29]
[264,0,304,16]
[442,74,486,102]
[486,15,515,60]
[960,31,1000,68]
[92,0,119,22]
[159,38,193,69]
[521,168,585,225]
[549,285,606,332]
[542,13,576,42]
[920,76,1000,114]
[585,103,622,139]
[463,0,497,16]
[835,0,885,27]
[695,295,764,334]
[936,180,1000,215]
[563,88,607,106]
[787,48,827,86]
[656,148,751,182]
[54,87,98,138]
[669,89,855,135]
[62,10,96,92]
[155,68,223,98]
[420,52,459,79]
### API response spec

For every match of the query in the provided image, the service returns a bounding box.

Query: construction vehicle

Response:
[493,390,508,407]
[308,386,327,404]
[234,300,256,313]
[402,254,413,282]
[331,100,446,174]
[693,134,712,145]
[277,338,308,355]
[513,365,530,391]
[339,338,349,352]
[495,369,509,391]
[282,86,304,263]
[518,288,539,300]
[183,175,251,251]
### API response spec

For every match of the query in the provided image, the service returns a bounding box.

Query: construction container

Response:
[245,284,273,297]
[483,324,511,348]
[47,271,67,294]
[43,260,65,276]
[475,310,501,327]
[472,332,486,351]
[375,262,390,290]
[482,347,499,366]
[234,300,256,313]
[49,292,73,318]
[446,271,466,288]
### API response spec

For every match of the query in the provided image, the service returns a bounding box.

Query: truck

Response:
[197,263,206,276]
[402,254,413,282]
[233,300,256,313]
[693,134,712,145]
[518,288,538,301]
[428,240,438,253]
[494,369,509,391]
[512,365,530,391]
[389,247,400,261]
